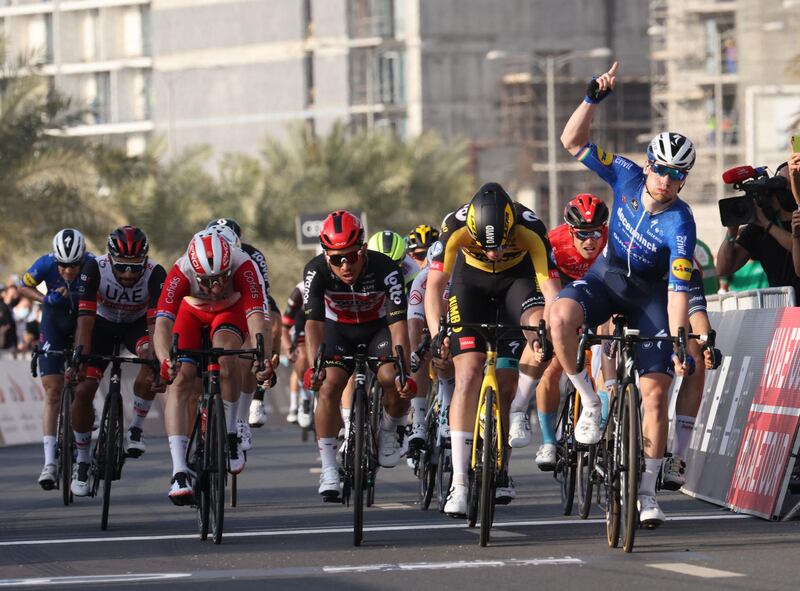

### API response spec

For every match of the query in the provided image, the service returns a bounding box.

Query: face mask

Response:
[16,307,30,318]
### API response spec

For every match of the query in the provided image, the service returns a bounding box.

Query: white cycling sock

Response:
[450,430,472,487]
[382,409,405,429]
[672,415,695,459]
[43,436,56,466]
[168,435,189,476]
[318,437,338,472]
[567,370,600,408]
[640,458,663,496]
[74,431,92,464]
[438,376,455,408]
[223,400,237,434]
[130,396,152,430]
[411,397,426,427]
[510,372,539,413]
[238,391,255,422]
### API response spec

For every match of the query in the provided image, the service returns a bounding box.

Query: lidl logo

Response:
[671,258,693,281]
[597,147,614,166]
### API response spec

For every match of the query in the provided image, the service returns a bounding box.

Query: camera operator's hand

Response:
[753,202,770,228]
[789,152,800,206]
[792,210,800,238]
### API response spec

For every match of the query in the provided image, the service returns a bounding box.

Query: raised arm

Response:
[561,61,618,155]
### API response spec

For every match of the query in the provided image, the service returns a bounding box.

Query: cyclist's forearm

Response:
[667,290,690,347]
[561,101,597,155]
[18,286,44,303]
[389,321,412,370]
[408,317,425,350]
[424,270,449,335]
[305,319,324,365]
[74,315,95,355]
[153,316,174,362]
[246,314,272,359]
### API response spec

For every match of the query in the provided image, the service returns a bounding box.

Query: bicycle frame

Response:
[471,347,503,471]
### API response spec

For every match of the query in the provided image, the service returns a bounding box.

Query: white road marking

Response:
[308,467,322,474]
[647,563,746,578]
[0,513,750,547]
[373,503,410,509]
[323,557,582,573]
[466,528,526,539]
[0,573,190,588]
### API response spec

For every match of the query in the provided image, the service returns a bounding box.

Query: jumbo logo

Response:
[671,258,693,281]
[448,296,462,333]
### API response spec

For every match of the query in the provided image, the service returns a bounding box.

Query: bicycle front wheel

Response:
[58,383,74,507]
[577,443,596,519]
[605,396,621,548]
[353,386,367,547]
[419,411,438,510]
[557,389,577,516]
[436,441,452,513]
[101,392,121,531]
[188,406,210,541]
[620,382,641,553]
[209,395,227,544]
[479,387,497,547]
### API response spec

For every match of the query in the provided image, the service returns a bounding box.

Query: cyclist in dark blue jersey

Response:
[18,229,91,490]
[551,61,696,528]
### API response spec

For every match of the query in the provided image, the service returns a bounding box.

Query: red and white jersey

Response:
[156,246,266,320]
[407,267,450,322]
[548,223,607,282]
[78,255,166,324]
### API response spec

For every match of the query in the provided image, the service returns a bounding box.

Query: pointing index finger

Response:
[608,61,619,76]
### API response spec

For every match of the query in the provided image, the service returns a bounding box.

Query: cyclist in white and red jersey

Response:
[154,230,272,505]
[303,210,415,499]
[69,226,165,496]
[508,195,609,471]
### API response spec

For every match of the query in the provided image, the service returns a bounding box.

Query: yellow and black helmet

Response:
[407,224,439,250]
[466,182,516,249]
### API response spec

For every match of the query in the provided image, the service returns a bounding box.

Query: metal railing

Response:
[706,287,796,312]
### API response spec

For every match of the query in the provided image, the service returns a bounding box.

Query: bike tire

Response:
[621,382,641,553]
[557,391,577,516]
[577,443,596,520]
[419,413,438,510]
[479,387,496,547]
[59,383,74,507]
[101,392,120,531]
[230,473,237,508]
[605,396,621,549]
[436,443,452,513]
[189,407,210,541]
[353,385,366,547]
[210,394,226,544]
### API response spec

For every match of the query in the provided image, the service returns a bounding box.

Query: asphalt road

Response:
[1,413,799,591]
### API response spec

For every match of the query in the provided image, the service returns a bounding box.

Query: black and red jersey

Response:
[303,252,407,325]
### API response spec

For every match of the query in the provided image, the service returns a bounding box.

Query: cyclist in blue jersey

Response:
[18,229,90,490]
[551,61,696,528]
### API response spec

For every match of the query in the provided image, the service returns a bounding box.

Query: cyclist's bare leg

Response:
[41,374,64,438]
[639,372,672,500]
[450,352,485,487]
[550,298,599,405]
[72,377,100,463]
[340,375,355,435]
[315,367,349,438]
[165,363,203,476]
[212,329,244,437]
[130,340,158,439]
[378,361,409,419]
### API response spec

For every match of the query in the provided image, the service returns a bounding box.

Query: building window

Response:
[349,0,395,38]
[378,50,404,104]
[123,7,143,57]
[81,10,100,62]
[92,72,111,124]
[141,6,152,57]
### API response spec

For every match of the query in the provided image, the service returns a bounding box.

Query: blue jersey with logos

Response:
[574,142,696,292]
[19,253,93,313]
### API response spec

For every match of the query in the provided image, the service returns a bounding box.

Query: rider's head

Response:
[206,223,241,249]
[644,132,696,204]
[406,224,439,268]
[564,194,609,260]
[107,226,149,288]
[52,228,86,282]
[466,182,515,261]
[188,230,232,297]
[206,218,242,240]
[319,210,366,286]
[367,231,406,268]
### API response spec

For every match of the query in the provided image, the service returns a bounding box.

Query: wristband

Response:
[765,222,774,234]
[44,290,63,305]
[404,377,418,395]
[725,234,737,243]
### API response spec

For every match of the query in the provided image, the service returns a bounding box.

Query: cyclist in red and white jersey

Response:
[303,210,415,499]
[508,195,609,471]
[154,230,272,505]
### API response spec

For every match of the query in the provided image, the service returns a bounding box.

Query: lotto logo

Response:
[459,336,476,350]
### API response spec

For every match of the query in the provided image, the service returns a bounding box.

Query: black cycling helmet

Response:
[107,226,149,258]
[206,217,242,239]
[407,224,440,250]
[466,182,516,249]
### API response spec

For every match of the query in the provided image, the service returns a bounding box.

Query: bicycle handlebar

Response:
[312,343,408,388]
[576,323,690,373]
[169,333,266,371]
[437,316,553,360]
[410,330,431,373]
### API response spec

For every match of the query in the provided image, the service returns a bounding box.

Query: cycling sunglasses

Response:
[327,250,361,267]
[649,162,688,182]
[573,229,603,241]
[57,261,80,269]
[195,269,231,290]
[410,249,427,261]
[110,256,146,275]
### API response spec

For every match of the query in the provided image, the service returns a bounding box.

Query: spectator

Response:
[15,298,39,355]
[717,163,800,299]
[788,151,800,276]
[0,285,18,355]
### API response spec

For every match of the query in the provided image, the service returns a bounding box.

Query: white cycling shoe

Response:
[575,407,602,445]
[638,494,666,528]
[249,400,267,427]
[297,399,314,429]
[661,455,686,491]
[318,466,341,499]
[378,425,405,468]
[38,463,57,491]
[444,484,469,517]
[237,419,253,452]
[508,411,531,448]
[535,443,557,471]
[70,462,92,497]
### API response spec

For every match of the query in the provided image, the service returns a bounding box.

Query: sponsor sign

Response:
[296,210,366,250]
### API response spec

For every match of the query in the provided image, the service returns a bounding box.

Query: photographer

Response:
[717,163,800,297]
[789,152,800,277]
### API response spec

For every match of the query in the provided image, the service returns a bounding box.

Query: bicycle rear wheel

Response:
[188,406,210,541]
[605,396,621,548]
[101,392,121,531]
[58,383,74,507]
[209,395,227,544]
[436,441,452,513]
[556,390,577,516]
[620,382,641,553]
[353,386,367,547]
[479,387,496,547]
[577,443,596,519]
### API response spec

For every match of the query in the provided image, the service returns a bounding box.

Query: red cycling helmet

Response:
[319,210,364,251]
[563,194,609,229]
[187,230,232,277]
[107,225,149,258]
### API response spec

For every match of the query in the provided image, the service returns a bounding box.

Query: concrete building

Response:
[0,0,153,154]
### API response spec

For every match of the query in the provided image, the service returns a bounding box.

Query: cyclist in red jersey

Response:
[508,194,610,470]
[153,230,273,505]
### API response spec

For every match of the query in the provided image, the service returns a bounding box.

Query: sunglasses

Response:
[110,256,146,275]
[410,250,427,261]
[195,270,231,290]
[650,162,688,182]
[57,262,80,269]
[573,229,603,241]
[327,250,361,267]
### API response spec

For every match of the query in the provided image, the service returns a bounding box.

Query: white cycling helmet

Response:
[52,228,86,264]
[187,230,232,277]
[207,224,241,249]
[647,132,696,171]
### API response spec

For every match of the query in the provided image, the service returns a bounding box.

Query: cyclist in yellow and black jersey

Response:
[425,182,561,516]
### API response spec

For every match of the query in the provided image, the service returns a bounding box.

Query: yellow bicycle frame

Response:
[470,348,505,471]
